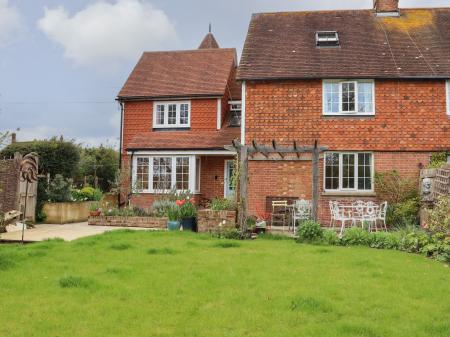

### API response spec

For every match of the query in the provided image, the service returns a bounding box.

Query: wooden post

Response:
[312,140,319,221]
[239,145,249,233]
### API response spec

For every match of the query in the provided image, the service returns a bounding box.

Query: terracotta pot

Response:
[90,211,101,217]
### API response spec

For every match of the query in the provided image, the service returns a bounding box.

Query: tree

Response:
[76,146,119,192]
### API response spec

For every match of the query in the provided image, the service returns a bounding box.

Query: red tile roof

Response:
[238,8,450,80]
[126,128,240,151]
[118,49,237,99]
[199,33,220,49]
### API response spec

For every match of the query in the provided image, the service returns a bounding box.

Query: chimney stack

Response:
[374,0,400,16]
[11,133,16,144]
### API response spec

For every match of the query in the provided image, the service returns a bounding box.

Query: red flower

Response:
[190,198,195,204]
[176,199,186,206]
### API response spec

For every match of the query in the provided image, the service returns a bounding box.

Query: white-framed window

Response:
[324,152,374,192]
[228,100,242,126]
[153,101,191,128]
[323,80,375,115]
[446,80,450,116]
[133,155,198,193]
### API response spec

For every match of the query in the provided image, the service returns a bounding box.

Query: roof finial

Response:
[209,22,212,33]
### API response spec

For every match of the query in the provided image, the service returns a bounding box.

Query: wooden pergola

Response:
[227,140,328,232]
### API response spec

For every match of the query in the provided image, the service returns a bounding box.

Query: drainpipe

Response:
[128,151,135,207]
[118,101,124,206]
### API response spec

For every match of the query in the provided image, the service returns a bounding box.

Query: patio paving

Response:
[0,222,150,242]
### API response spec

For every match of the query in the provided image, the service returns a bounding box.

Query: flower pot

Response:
[180,217,196,231]
[90,211,101,217]
[167,220,181,231]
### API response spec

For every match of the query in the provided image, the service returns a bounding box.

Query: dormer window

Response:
[316,31,339,47]
[229,101,242,126]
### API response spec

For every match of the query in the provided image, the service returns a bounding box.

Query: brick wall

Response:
[122,98,219,155]
[247,151,431,225]
[0,156,20,214]
[244,79,450,151]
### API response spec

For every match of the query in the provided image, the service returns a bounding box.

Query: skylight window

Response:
[316,31,339,47]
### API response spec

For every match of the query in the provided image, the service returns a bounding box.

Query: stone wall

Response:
[43,202,93,224]
[88,216,167,229]
[197,209,237,233]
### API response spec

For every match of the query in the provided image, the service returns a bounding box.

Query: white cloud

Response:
[0,0,21,47]
[37,0,177,71]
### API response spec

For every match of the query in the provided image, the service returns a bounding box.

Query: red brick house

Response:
[118,33,241,207]
[237,0,450,223]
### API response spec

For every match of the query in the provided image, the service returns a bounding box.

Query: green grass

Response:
[0,230,448,337]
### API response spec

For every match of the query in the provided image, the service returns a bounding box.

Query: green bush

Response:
[387,198,420,228]
[368,231,400,250]
[210,198,236,211]
[152,199,176,217]
[179,201,197,218]
[322,230,340,245]
[396,227,431,253]
[47,175,72,203]
[427,196,450,239]
[72,186,103,202]
[296,221,324,243]
[429,152,450,169]
[340,227,370,246]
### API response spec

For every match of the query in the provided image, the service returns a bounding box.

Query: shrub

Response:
[368,231,400,250]
[427,196,450,239]
[322,230,340,245]
[166,205,180,221]
[375,171,420,228]
[47,174,72,202]
[72,186,103,201]
[152,199,176,217]
[340,227,370,246]
[387,198,421,228]
[179,200,197,218]
[296,221,324,243]
[396,227,431,253]
[210,198,236,211]
[429,152,450,169]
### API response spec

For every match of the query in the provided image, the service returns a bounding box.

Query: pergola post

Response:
[311,140,320,221]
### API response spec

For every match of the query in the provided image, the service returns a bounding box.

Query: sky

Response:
[0,0,448,148]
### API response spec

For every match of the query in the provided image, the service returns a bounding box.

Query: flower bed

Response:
[88,216,167,229]
[197,209,237,233]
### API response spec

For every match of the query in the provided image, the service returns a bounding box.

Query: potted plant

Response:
[177,198,197,231]
[89,202,101,217]
[166,205,181,231]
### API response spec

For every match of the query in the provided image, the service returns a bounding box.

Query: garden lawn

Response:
[0,231,449,337]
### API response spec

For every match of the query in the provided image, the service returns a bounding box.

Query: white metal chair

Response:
[271,200,288,231]
[329,201,337,228]
[293,199,312,234]
[377,201,388,231]
[351,200,366,228]
[333,203,354,236]
[363,201,378,232]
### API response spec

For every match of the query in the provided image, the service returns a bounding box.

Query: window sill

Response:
[152,127,191,132]
[322,114,375,118]
[322,191,376,197]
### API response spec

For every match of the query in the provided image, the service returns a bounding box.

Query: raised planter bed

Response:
[88,216,167,229]
[43,201,93,224]
[197,209,237,233]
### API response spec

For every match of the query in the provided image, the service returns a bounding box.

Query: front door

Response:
[224,160,235,198]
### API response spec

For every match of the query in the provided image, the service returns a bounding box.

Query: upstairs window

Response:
[323,80,375,115]
[316,31,339,47]
[229,101,242,126]
[153,101,190,128]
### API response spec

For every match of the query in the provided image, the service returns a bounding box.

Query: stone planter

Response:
[43,201,93,224]
[197,209,237,233]
[88,216,167,229]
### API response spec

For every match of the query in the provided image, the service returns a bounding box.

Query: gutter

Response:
[236,75,450,82]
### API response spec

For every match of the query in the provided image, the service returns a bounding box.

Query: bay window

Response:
[153,101,190,128]
[323,80,375,115]
[324,152,373,192]
[133,155,197,193]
